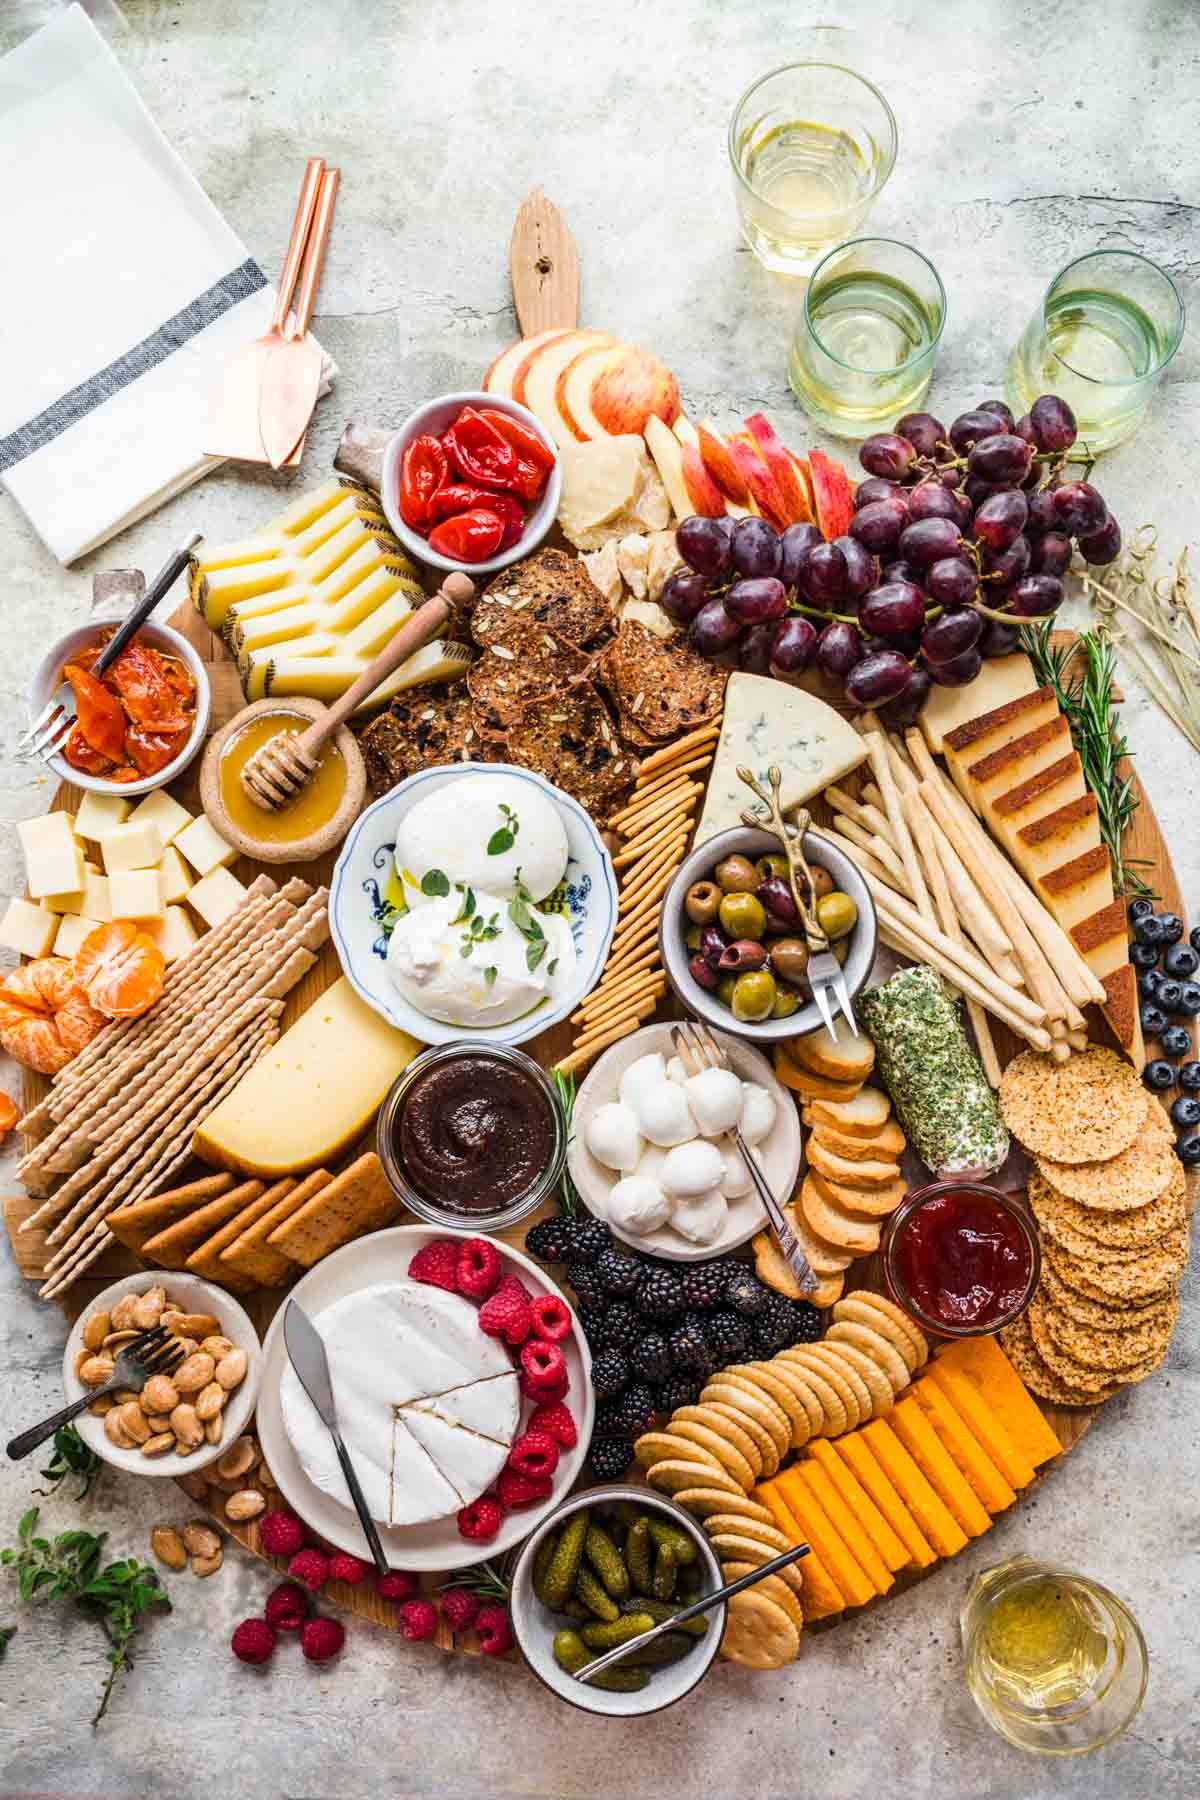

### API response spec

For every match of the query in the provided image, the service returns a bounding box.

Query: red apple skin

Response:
[679,442,728,517]
[509,328,589,404]
[589,349,681,435]
[554,345,622,440]
[485,327,570,398]
[729,435,789,530]
[744,413,813,525]
[808,449,856,540]
[697,425,751,503]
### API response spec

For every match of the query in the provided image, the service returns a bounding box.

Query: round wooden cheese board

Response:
[4,602,1194,1659]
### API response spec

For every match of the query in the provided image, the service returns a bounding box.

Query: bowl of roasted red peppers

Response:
[29,621,210,796]
[382,391,561,575]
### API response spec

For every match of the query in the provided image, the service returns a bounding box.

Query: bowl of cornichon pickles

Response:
[509,1486,725,1714]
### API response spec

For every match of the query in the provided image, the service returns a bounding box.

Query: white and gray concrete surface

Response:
[0,3,1197,1796]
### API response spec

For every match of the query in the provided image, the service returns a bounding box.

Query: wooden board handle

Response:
[510,187,579,335]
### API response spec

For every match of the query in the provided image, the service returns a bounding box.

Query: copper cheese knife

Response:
[283,1299,389,1575]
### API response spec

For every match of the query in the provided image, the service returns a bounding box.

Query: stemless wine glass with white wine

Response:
[728,63,897,276]
[788,238,946,439]
[1007,250,1184,453]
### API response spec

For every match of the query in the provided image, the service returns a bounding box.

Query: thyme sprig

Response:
[35,1424,102,1501]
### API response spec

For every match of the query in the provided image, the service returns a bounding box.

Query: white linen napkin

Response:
[0,5,337,564]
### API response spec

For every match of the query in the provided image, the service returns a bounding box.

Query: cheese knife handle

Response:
[332,1431,390,1576]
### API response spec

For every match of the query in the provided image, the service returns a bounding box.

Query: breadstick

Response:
[902,788,1023,988]
[570,1006,646,1056]
[825,783,895,845]
[633,723,720,779]
[825,828,907,898]
[574,980,666,1035]
[617,835,689,912]
[613,816,691,868]
[611,780,699,838]
[575,963,666,1022]
[613,753,712,817]
[906,791,1001,1083]
[862,724,934,924]
[832,814,913,897]
[594,941,661,988]
[605,930,662,978]
[877,916,1053,1053]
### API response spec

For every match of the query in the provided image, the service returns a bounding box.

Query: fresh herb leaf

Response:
[420,868,450,898]
[526,938,547,973]
[36,1425,101,1501]
[551,1071,579,1217]
[487,828,514,856]
[459,940,474,958]
[450,885,477,925]
[484,966,497,987]
[507,895,533,934]
[547,957,558,977]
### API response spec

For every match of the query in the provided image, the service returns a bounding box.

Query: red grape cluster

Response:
[667,394,1121,728]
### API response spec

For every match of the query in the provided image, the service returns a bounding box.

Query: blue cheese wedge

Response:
[695,673,868,846]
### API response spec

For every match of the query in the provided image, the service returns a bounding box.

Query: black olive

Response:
[1163,943,1199,978]
[1142,1059,1176,1092]
[1140,1003,1168,1038]
[1161,1024,1192,1058]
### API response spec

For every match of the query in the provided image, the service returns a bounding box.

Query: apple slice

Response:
[788,451,815,518]
[679,442,727,517]
[673,415,700,448]
[696,423,751,504]
[729,434,789,529]
[744,414,813,524]
[557,344,626,440]
[589,347,681,437]
[521,330,615,444]
[644,413,693,519]
[808,450,855,540]
[483,328,570,398]
[513,327,613,407]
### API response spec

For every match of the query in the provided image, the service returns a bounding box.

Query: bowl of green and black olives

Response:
[659,826,876,1042]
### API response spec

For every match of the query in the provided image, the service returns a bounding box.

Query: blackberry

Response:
[610,1382,657,1439]
[629,1331,672,1386]
[790,1300,824,1344]
[726,1270,769,1317]
[705,1308,749,1363]
[680,1262,729,1310]
[636,1265,685,1321]
[593,1246,642,1298]
[655,1373,702,1414]
[683,1312,719,1373]
[576,1304,606,1348]
[668,1317,709,1371]
[566,1263,604,1312]
[588,1436,633,1481]
[753,1292,800,1355]
[597,1301,640,1351]
[591,1348,629,1400]
[524,1217,575,1262]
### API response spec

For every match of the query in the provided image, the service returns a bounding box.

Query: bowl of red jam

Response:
[881,1180,1040,1338]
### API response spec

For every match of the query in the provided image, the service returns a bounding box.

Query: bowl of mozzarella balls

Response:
[566,1023,802,1259]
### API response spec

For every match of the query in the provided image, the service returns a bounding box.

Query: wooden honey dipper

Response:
[240,570,475,811]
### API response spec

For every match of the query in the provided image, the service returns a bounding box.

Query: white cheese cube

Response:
[19,813,85,899]
[0,896,59,958]
[40,885,85,916]
[157,847,193,905]
[74,792,131,842]
[81,870,111,923]
[187,866,245,928]
[108,868,165,921]
[145,904,200,964]
[16,812,76,854]
[175,814,237,878]
[127,790,192,848]
[101,820,163,874]
[52,914,104,960]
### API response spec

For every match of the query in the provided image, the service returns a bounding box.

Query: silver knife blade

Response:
[283,1300,338,1428]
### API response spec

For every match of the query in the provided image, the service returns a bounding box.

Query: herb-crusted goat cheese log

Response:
[859,964,1009,1178]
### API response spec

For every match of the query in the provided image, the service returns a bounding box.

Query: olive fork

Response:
[6,1326,185,1460]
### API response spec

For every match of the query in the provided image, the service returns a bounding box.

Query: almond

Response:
[173,1353,216,1395]
[150,1526,187,1569]
[82,1310,110,1351]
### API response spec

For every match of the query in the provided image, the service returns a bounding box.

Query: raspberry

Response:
[457,1236,502,1299]
[327,1552,370,1588]
[439,1587,480,1633]
[259,1510,305,1558]
[529,1400,577,1448]
[231,1618,276,1664]
[519,1338,567,1396]
[475,1603,514,1656]
[376,1570,417,1602]
[496,1465,552,1509]
[396,1598,438,1641]
[287,1547,330,1591]
[408,1239,460,1292]
[264,1581,308,1633]
[478,1276,531,1346]
[508,1428,560,1479]
[529,1293,572,1342]
[301,1616,345,1663]
[457,1495,504,1542]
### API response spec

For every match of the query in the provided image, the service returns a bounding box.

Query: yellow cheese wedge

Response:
[1012,793,1101,884]
[1037,843,1113,930]
[755,1482,846,1620]
[913,1378,1016,1514]
[834,1435,936,1569]
[889,1398,991,1537]
[942,686,1059,801]
[773,1467,876,1608]
[971,718,1076,835]
[193,977,422,1178]
[256,641,474,715]
[920,653,1038,754]
[921,1362,1035,1490]
[806,1439,910,1573]
[797,1463,893,1595]
[930,1338,1062,1469]
[860,1421,968,1559]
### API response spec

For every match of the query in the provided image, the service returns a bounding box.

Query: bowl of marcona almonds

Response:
[61,1269,262,1479]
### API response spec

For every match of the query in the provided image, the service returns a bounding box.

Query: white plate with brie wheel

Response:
[566,1022,802,1261]
[329,762,616,1048]
[255,1225,593,1571]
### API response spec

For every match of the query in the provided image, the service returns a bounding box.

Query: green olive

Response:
[684,924,703,951]
[768,937,810,987]
[770,987,800,1020]
[732,969,777,1023]
[755,854,790,881]
[832,936,849,966]
[685,880,721,926]
[716,973,739,1009]
[817,891,858,942]
[807,865,835,902]
[718,892,766,941]
[714,854,760,895]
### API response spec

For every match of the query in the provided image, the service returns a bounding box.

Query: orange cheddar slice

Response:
[860,1421,969,1559]
[756,1481,845,1620]
[890,1399,992,1538]
[932,1337,1062,1468]
[835,1435,936,1569]
[807,1439,910,1573]
[913,1379,1017,1514]
[774,1467,876,1609]
[922,1363,1035,1490]
[798,1463,893,1596]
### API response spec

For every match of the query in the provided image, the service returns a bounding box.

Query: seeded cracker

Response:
[595,619,728,744]
[467,611,593,731]
[1039,1259,1177,1331]
[502,687,638,817]
[1034,1287,1180,1373]
[998,1047,1145,1164]
[999,1313,1120,1406]
[360,690,497,796]
[475,547,615,649]
[1035,1104,1175,1210]
[1027,1164,1185,1249]
[1043,1232,1189,1305]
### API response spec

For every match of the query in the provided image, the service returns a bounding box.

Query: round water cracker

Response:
[703,1377,790,1456]
[801,1342,873,1424]
[720,1560,804,1632]
[785,1345,861,1431]
[674,1487,775,1527]
[1000,1314,1120,1406]
[674,1405,763,1479]
[700,1400,779,1477]
[730,1362,810,1447]
[1046,1228,1190,1304]
[702,1515,794,1556]
[720,1584,801,1668]
[1027,1300,1155,1392]
[999,1048,1145,1165]
[831,1294,923,1374]
[713,1538,806,1603]
[667,1419,756,1490]
[775,1352,847,1437]
[1035,1286,1179,1373]
[1039,1260,1178,1333]
[634,1430,723,1475]
[825,1320,910,1394]
[810,1270,846,1308]
[1035,1116,1176,1211]
[646,1458,745,1498]
[812,1337,894,1418]
[757,1361,823,1442]
[1028,1167,1185,1250]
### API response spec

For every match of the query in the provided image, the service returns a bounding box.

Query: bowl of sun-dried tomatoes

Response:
[29,621,210,795]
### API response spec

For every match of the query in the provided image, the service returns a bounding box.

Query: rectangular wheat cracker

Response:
[140,1180,265,1269]
[185,1177,297,1283]
[220,1168,332,1284]
[266,1152,398,1268]
[107,1173,237,1252]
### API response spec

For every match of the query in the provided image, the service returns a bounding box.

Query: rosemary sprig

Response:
[551,1069,579,1217]
[1021,621,1155,898]
[442,1558,510,1603]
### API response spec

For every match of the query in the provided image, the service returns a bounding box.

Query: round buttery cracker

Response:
[832,1294,925,1373]
[999,1048,1145,1165]
[646,1457,745,1498]
[814,1337,894,1418]
[999,1313,1120,1407]
[755,1362,822,1443]
[720,1561,804,1632]
[825,1319,911,1394]
[775,1352,847,1436]
[703,1376,790,1455]
[702,1515,794,1556]
[700,1400,780,1476]
[1035,1117,1176,1211]
[794,1343,870,1429]
[720,1585,801,1668]
[673,1486,775,1527]
[666,1419,756,1490]
[634,1431,722,1475]
[1036,1287,1179,1373]
[713,1539,806,1603]
[1029,1167,1185,1249]
[674,1405,763,1479]
[730,1362,811,1447]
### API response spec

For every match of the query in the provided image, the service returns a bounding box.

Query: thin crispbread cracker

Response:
[1033,1287,1179,1373]
[266,1152,399,1268]
[999,1313,1119,1407]
[185,1177,297,1283]
[1038,1260,1177,1332]
[1026,1297,1158,1392]
[1029,1166,1185,1249]
[1035,1120,1177,1210]
[1044,1228,1189,1304]
[106,1173,236,1252]
[139,1179,265,1269]
[219,1168,331,1285]
[998,1048,1145,1165]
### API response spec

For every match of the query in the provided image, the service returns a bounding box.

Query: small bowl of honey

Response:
[200,698,366,865]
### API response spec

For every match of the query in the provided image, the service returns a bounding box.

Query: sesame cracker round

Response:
[999,1048,1145,1165]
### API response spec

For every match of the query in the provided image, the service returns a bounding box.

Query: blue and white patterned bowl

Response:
[330,762,617,1048]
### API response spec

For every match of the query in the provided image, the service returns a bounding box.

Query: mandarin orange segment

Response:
[0,958,108,1073]
[75,920,165,1019]
[0,1092,18,1141]
[0,1016,74,1075]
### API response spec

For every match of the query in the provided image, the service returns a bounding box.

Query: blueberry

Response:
[1176,982,1200,1016]
[1138,969,1164,1001]
[1178,1060,1200,1093]
[1130,942,1161,970]
[1142,1059,1176,1092]
[1140,1003,1168,1038]
[1164,943,1199,978]
[1156,977,1183,1011]
[1134,916,1167,947]
[1191,925,1200,955]
[1156,911,1185,944]
[1161,1024,1192,1058]
[1128,898,1155,924]
[1170,1095,1200,1130]
[1176,1133,1200,1166]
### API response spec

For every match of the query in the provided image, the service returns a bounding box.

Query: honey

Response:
[219,712,348,846]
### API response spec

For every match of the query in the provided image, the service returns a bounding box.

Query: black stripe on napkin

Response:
[0,257,268,474]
